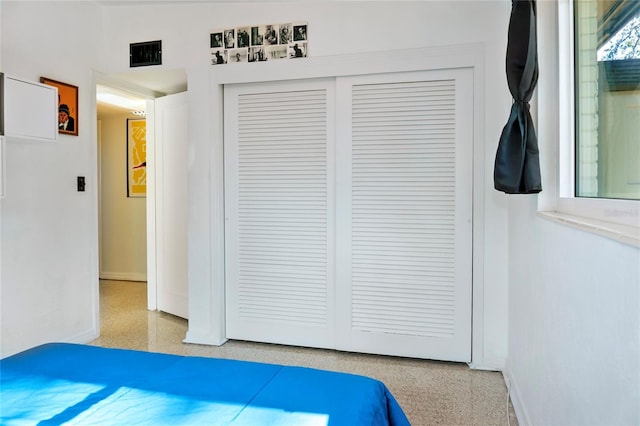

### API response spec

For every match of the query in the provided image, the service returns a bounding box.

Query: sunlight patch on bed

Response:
[67,387,242,425]
[230,405,330,426]
[0,377,104,424]
[68,387,330,426]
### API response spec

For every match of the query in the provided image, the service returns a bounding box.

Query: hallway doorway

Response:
[97,86,148,285]
[95,75,190,329]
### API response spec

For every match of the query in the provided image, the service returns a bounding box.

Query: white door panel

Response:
[224,80,336,348]
[336,69,473,362]
[155,92,189,319]
[225,69,472,361]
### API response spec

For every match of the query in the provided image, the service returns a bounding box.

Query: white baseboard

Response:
[503,369,531,426]
[469,355,505,371]
[184,331,227,347]
[67,328,100,345]
[100,271,147,282]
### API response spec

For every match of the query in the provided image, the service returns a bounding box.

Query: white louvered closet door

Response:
[224,80,336,348]
[335,69,473,362]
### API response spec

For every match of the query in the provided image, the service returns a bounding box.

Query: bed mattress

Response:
[0,343,410,425]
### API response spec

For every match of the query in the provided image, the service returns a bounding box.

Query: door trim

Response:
[190,43,489,366]
[93,72,160,316]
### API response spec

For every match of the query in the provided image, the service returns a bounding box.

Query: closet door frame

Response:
[200,43,488,366]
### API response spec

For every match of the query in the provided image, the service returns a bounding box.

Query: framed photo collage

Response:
[210,22,308,65]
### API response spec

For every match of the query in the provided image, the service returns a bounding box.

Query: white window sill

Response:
[537,211,640,248]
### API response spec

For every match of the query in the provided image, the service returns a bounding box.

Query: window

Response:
[540,0,639,241]
[574,0,640,200]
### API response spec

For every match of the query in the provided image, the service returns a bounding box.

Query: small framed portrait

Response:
[224,29,236,49]
[40,77,78,136]
[264,25,279,45]
[293,24,307,41]
[248,47,267,63]
[289,42,307,58]
[251,26,264,46]
[210,32,223,48]
[279,24,292,44]
[211,49,227,65]
[228,48,248,63]
[237,28,251,48]
[266,45,288,60]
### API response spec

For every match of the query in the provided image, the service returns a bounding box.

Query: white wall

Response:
[98,0,513,369]
[1,0,102,357]
[505,2,640,424]
[507,196,640,425]
[98,114,147,281]
[1,1,512,368]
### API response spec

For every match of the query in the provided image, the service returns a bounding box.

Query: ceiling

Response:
[107,68,188,96]
[97,101,136,117]
[97,68,188,117]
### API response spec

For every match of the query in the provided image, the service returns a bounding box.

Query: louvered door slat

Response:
[353,79,456,338]
[238,89,326,326]
[225,80,335,348]
[336,69,473,362]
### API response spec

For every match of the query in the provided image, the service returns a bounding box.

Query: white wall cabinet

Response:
[1,73,58,141]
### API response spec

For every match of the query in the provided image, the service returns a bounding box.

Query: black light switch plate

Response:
[77,176,85,192]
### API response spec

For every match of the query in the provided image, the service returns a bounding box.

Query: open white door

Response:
[154,91,189,319]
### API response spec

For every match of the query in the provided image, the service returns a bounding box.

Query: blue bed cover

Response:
[0,343,410,425]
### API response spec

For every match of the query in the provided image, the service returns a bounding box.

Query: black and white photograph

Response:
[211,49,227,65]
[248,47,267,62]
[279,24,292,44]
[210,32,223,48]
[251,26,264,46]
[228,48,248,63]
[266,45,288,60]
[224,29,235,49]
[293,24,307,41]
[264,25,278,45]
[289,42,307,58]
[237,27,250,48]
[210,21,307,66]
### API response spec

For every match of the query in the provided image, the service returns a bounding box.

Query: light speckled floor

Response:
[90,280,517,426]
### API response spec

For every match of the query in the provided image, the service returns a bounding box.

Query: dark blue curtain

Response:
[494,0,541,194]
